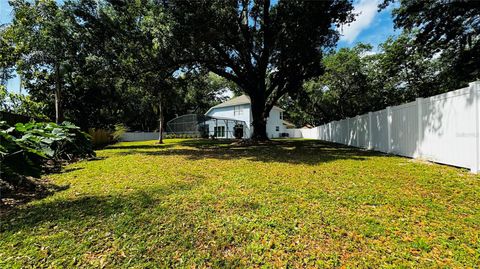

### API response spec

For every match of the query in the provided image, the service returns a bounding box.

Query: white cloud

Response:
[340,0,380,43]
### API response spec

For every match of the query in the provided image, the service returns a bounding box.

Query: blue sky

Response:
[1,0,397,93]
[337,0,398,50]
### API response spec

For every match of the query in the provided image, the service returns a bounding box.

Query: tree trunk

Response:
[54,64,63,124]
[250,92,269,141]
[157,94,164,144]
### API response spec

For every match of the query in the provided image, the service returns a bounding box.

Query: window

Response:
[234,105,243,116]
[214,126,225,137]
[280,112,283,120]
[276,126,279,132]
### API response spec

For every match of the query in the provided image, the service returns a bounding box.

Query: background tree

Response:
[285,44,375,125]
[169,0,354,140]
[381,0,480,86]
[0,87,49,119]
[2,0,223,134]
[367,32,444,103]
[172,72,234,115]
[7,0,78,123]
[0,25,16,87]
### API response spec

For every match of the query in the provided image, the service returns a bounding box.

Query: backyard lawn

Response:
[1,139,479,268]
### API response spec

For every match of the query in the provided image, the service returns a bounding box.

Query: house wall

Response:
[206,104,286,139]
[206,104,251,138]
[266,108,285,138]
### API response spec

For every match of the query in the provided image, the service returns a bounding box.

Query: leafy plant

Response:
[112,123,128,142]
[0,121,94,189]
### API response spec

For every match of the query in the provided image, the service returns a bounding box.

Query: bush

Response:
[88,128,112,148]
[0,121,95,189]
[112,123,128,142]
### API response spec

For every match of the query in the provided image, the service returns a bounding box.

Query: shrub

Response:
[112,123,128,142]
[0,121,94,189]
[88,128,112,148]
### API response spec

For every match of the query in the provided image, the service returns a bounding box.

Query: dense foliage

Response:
[0,121,94,191]
[1,0,230,132]
[382,0,480,85]
[0,87,49,120]
[286,28,477,126]
[1,0,478,132]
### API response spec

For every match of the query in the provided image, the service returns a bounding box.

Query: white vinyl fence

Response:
[290,81,480,173]
[121,132,159,142]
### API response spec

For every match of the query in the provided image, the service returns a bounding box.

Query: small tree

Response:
[7,0,76,123]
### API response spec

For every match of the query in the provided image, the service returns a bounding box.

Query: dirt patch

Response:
[0,177,69,216]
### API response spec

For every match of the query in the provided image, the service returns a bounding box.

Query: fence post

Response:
[346,117,350,146]
[387,106,392,153]
[472,81,480,173]
[368,112,373,150]
[416,97,424,159]
[329,122,332,142]
[356,115,359,147]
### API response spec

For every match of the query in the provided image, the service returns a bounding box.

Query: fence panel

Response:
[357,114,369,148]
[121,132,159,141]
[347,118,357,146]
[286,81,480,172]
[339,119,349,144]
[390,101,419,157]
[370,109,389,152]
[420,86,477,169]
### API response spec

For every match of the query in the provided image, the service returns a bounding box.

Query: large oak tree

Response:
[168,0,354,140]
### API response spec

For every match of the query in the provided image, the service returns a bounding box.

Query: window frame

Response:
[234,105,243,116]
[214,126,225,137]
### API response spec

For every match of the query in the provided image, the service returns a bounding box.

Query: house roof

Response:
[282,120,295,128]
[206,94,284,115]
[211,95,251,109]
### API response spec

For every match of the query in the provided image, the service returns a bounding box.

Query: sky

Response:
[338,0,398,49]
[0,0,398,94]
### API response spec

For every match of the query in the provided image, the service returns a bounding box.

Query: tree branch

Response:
[258,0,272,77]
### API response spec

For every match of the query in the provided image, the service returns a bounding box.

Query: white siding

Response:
[206,104,251,138]
[266,108,285,138]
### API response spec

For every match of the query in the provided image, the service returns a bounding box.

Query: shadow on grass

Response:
[105,143,176,150]
[108,139,387,165]
[0,181,70,215]
[1,173,206,233]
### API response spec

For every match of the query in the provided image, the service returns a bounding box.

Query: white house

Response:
[205,95,290,139]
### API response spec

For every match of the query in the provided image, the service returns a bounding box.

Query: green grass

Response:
[1,139,479,268]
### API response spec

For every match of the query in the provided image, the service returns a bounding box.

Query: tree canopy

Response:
[1,0,233,133]
[382,0,480,85]
[168,0,354,139]
[1,0,478,136]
